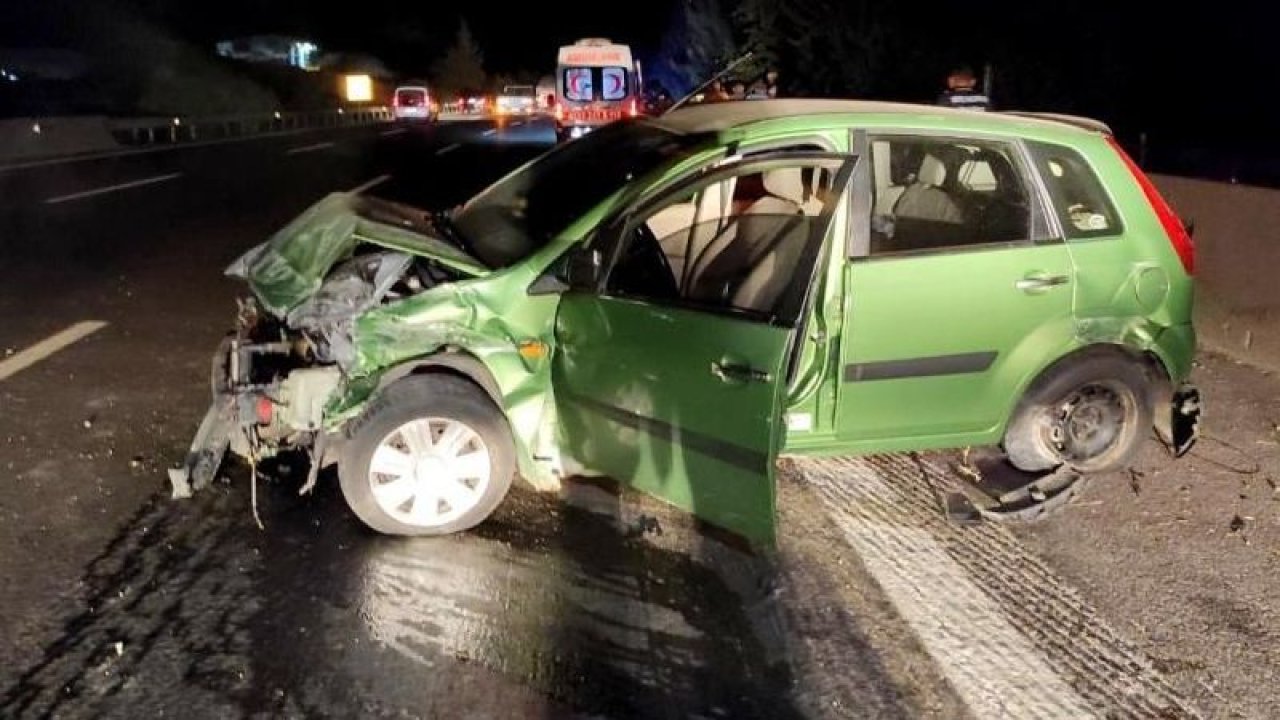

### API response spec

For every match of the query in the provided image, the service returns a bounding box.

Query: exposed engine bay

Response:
[168,193,473,503]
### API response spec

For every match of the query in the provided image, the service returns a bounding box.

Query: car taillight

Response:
[1107,136,1194,275]
[254,396,274,425]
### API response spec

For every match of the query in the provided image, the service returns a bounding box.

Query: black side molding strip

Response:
[566,393,768,474]
[845,351,997,382]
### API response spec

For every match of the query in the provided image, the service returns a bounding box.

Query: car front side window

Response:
[601,159,842,325]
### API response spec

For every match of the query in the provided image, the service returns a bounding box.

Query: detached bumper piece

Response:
[1167,384,1201,458]
[937,448,1087,525]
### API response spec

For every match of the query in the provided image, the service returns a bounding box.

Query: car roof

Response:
[654,99,1109,138]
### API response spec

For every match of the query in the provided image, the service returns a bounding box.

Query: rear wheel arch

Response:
[1007,343,1165,425]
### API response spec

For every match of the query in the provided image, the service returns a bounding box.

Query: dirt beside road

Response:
[1016,351,1280,720]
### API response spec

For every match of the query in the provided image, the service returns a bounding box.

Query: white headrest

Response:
[763,167,808,205]
[918,154,947,186]
[699,179,724,214]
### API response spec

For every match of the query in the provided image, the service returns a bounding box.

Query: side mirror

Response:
[527,247,602,295]
[528,271,569,295]
[565,247,603,289]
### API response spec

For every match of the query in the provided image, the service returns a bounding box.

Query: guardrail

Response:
[108,106,395,147]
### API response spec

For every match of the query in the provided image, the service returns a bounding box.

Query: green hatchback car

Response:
[171,100,1200,544]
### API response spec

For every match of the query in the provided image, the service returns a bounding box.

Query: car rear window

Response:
[396,89,427,106]
[1026,141,1123,239]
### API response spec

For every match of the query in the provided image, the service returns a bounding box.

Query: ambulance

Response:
[554,38,642,142]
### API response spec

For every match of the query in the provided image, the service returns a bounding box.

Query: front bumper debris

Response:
[168,395,235,498]
[169,335,241,498]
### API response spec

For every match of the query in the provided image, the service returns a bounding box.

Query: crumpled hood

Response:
[226,192,488,317]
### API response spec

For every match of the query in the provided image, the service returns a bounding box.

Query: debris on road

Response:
[1228,514,1248,533]
[1128,468,1145,495]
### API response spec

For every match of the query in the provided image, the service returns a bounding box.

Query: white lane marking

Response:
[436,143,461,155]
[285,141,335,155]
[482,128,497,136]
[0,125,379,174]
[0,321,108,382]
[43,173,182,205]
[806,461,1097,719]
[380,127,408,137]
[349,173,391,194]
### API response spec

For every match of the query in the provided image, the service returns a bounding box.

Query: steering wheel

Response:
[608,222,679,300]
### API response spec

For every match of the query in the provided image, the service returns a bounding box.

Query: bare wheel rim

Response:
[367,417,492,528]
[1043,380,1136,463]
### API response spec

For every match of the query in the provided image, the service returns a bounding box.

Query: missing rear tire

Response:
[1004,352,1152,474]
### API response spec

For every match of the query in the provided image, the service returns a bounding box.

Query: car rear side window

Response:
[1027,141,1123,239]
[867,135,1043,257]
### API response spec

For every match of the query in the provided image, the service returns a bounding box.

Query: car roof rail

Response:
[1001,111,1112,135]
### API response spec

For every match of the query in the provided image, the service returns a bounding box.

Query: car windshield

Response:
[450,120,708,269]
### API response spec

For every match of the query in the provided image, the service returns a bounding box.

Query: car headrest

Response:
[918,154,947,186]
[762,167,807,205]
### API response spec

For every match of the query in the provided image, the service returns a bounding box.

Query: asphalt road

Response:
[0,114,1273,719]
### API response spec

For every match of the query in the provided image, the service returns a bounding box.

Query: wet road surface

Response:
[1,469,810,719]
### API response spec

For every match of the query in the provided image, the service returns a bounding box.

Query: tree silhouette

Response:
[431,19,486,99]
[657,0,738,95]
[734,0,894,97]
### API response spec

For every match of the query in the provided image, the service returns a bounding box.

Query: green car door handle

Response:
[1015,272,1071,294]
[712,361,773,384]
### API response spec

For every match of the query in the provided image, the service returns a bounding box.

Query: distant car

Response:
[454,90,488,115]
[392,86,438,122]
[174,100,1200,546]
[495,85,537,116]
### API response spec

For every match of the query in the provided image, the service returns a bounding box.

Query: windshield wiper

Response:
[433,210,481,259]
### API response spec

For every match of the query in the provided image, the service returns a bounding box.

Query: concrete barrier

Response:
[1154,174,1280,372]
[0,116,121,162]
[1,107,394,165]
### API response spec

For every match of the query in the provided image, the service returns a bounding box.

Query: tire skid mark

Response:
[791,454,1201,719]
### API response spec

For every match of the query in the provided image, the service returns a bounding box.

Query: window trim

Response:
[853,130,1056,262]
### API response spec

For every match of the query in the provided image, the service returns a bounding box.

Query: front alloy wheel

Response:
[339,376,514,536]
[368,418,492,529]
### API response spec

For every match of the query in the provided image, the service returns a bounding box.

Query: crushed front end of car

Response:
[168,191,488,500]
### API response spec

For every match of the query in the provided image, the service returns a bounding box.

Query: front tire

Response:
[1003,353,1152,474]
[339,376,514,536]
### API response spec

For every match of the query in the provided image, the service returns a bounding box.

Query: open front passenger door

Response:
[550,151,857,545]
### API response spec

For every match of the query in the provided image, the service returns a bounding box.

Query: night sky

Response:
[7,0,1279,173]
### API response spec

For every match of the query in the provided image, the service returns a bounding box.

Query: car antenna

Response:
[663,51,755,116]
